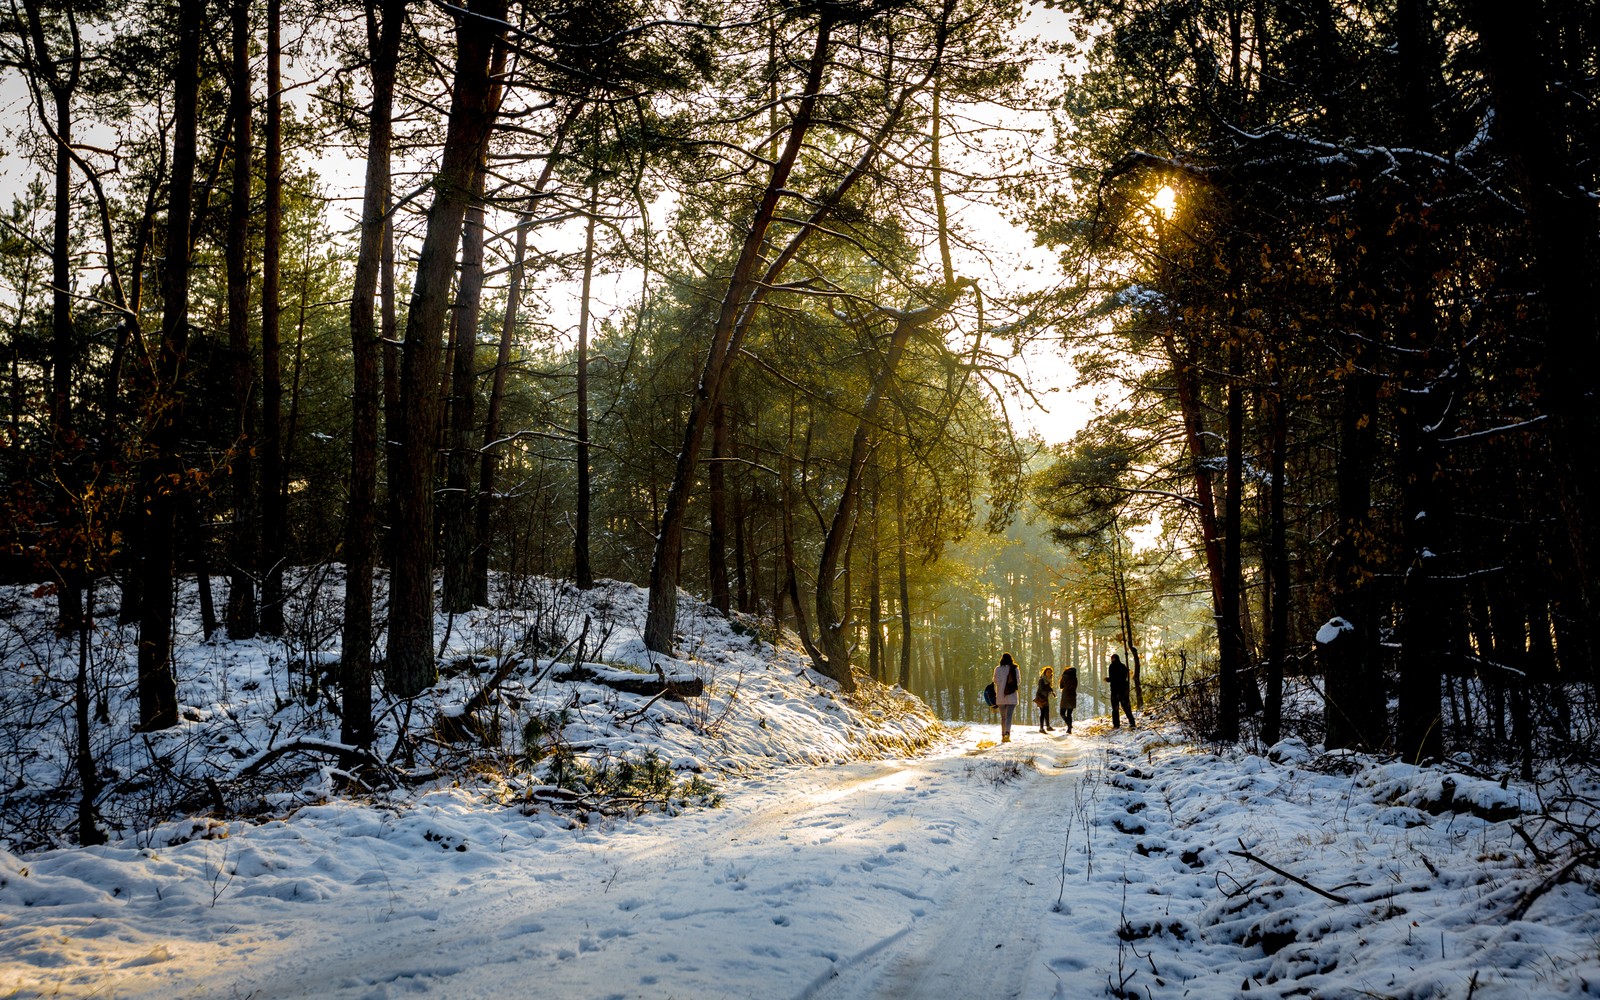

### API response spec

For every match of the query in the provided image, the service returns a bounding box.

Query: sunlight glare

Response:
[1151,185,1178,219]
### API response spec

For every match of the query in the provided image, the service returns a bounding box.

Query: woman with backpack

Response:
[994,652,1021,742]
[1034,665,1055,733]
[1059,666,1079,733]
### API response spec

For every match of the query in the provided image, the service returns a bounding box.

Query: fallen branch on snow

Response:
[1228,839,1350,904]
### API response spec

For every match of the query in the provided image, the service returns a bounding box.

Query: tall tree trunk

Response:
[1471,0,1600,690]
[896,470,912,690]
[20,0,86,631]
[341,0,403,750]
[473,213,527,605]
[381,200,401,567]
[440,39,506,614]
[1324,184,1388,751]
[1261,362,1289,746]
[868,477,882,682]
[224,0,258,640]
[259,0,287,635]
[441,164,491,613]
[573,178,598,590]
[707,400,731,612]
[1394,0,1446,764]
[473,103,580,603]
[1218,340,1244,739]
[1162,329,1231,678]
[135,0,202,731]
[643,14,836,654]
[388,0,506,697]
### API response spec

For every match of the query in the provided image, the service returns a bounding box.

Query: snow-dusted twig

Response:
[1227,838,1350,904]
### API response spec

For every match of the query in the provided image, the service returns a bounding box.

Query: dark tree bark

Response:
[381,199,401,568]
[1393,0,1446,764]
[441,163,491,614]
[473,213,527,605]
[1324,365,1384,749]
[473,103,579,603]
[441,37,507,614]
[259,0,287,635]
[573,178,598,590]
[1324,180,1388,751]
[707,401,731,612]
[388,0,506,697]
[1471,0,1600,689]
[19,0,86,632]
[134,0,203,731]
[1217,339,1244,739]
[341,0,403,750]
[1261,357,1290,746]
[224,0,258,640]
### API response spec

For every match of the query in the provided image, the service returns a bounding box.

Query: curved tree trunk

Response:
[441,164,491,614]
[814,281,970,690]
[643,14,836,654]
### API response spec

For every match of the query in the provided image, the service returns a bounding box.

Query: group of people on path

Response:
[990,651,1135,743]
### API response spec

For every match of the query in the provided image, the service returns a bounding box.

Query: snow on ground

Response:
[4,577,1600,998]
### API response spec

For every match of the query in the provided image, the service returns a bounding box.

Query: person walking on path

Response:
[1059,666,1078,733]
[1108,653,1135,729]
[1034,666,1055,732]
[994,652,1021,742]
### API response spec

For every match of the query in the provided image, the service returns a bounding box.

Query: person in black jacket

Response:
[1108,653,1135,729]
[1058,666,1078,733]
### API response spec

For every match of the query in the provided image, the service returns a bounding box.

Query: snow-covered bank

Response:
[0,574,945,854]
[9,716,1600,998]
[4,576,1600,998]
[6,719,1600,998]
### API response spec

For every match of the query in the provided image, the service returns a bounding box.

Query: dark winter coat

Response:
[1109,655,1129,690]
[1060,667,1079,703]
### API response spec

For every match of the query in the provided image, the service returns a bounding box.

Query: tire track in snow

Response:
[803,733,1087,1000]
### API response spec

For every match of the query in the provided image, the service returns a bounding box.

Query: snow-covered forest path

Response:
[9,723,1157,1000]
[12,714,1577,1000]
[802,731,1092,1000]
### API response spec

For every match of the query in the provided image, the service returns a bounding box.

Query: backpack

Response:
[982,682,997,707]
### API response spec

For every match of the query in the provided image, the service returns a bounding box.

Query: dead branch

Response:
[1503,849,1600,922]
[1228,839,1350,904]
[228,739,377,783]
